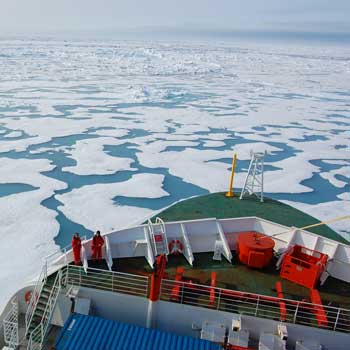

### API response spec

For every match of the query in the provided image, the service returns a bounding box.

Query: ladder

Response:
[27,270,62,350]
[148,218,169,256]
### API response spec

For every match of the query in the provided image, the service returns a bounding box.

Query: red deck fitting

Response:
[149,254,167,301]
[170,267,184,302]
[237,231,275,269]
[209,272,217,307]
[310,289,328,327]
[154,234,163,242]
[275,281,287,321]
[280,245,328,289]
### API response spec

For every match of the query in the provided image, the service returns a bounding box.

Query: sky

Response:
[0,0,349,38]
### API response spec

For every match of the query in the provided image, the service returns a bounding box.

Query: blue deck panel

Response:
[55,313,222,350]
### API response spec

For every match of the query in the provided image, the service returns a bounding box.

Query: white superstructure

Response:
[1,216,350,350]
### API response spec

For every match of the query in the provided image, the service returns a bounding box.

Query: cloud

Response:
[0,0,349,35]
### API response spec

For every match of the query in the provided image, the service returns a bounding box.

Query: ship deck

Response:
[101,252,350,310]
[151,192,348,244]
[120,192,349,308]
[16,192,350,350]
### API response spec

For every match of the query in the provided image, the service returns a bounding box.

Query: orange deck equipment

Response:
[280,245,328,289]
[237,231,275,269]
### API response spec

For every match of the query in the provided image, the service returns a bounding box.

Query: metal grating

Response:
[55,313,221,350]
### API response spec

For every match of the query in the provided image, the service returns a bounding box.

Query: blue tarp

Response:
[55,313,222,350]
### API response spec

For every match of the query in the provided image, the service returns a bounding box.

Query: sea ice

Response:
[0,38,349,312]
[0,158,66,311]
[56,173,169,232]
[62,137,135,175]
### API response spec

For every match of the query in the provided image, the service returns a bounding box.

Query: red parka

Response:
[72,236,82,265]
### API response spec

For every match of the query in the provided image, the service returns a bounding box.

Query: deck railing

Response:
[62,264,149,298]
[3,297,19,349]
[160,279,350,334]
[25,262,350,350]
[60,264,350,333]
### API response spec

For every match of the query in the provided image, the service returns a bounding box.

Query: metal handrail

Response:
[147,218,169,256]
[160,279,350,333]
[156,217,169,255]
[26,236,87,334]
[64,265,149,298]
[25,264,47,334]
[27,270,62,350]
[155,217,166,233]
[3,297,18,349]
[147,220,157,256]
[147,219,155,235]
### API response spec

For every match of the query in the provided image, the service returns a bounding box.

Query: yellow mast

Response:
[225,153,237,198]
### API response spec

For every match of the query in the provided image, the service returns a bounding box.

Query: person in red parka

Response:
[92,230,104,261]
[72,232,82,265]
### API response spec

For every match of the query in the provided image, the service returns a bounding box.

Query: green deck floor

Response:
[112,252,350,310]
[152,193,348,244]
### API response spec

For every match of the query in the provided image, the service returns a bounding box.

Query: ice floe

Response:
[62,137,135,175]
[0,158,66,311]
[3,131,23,138]
[56,173,169,232]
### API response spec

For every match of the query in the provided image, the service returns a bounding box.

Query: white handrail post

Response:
[146,275,150,297]
[66,265,69,286]
[111,272,114,292]
[180,281,184,304]
[293,301,300,324]
[217,289,222,310]
[255,296,260,316]
[41,322,44,347]
[333,308,341,331]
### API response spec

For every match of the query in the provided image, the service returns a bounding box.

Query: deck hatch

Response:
[55,313,221,350]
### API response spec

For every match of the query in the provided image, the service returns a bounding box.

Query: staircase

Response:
[26,280,55,338]
[148,218,169,257]
[26,271,62,350]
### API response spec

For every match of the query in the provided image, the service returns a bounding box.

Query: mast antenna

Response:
[240,150,266,202]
